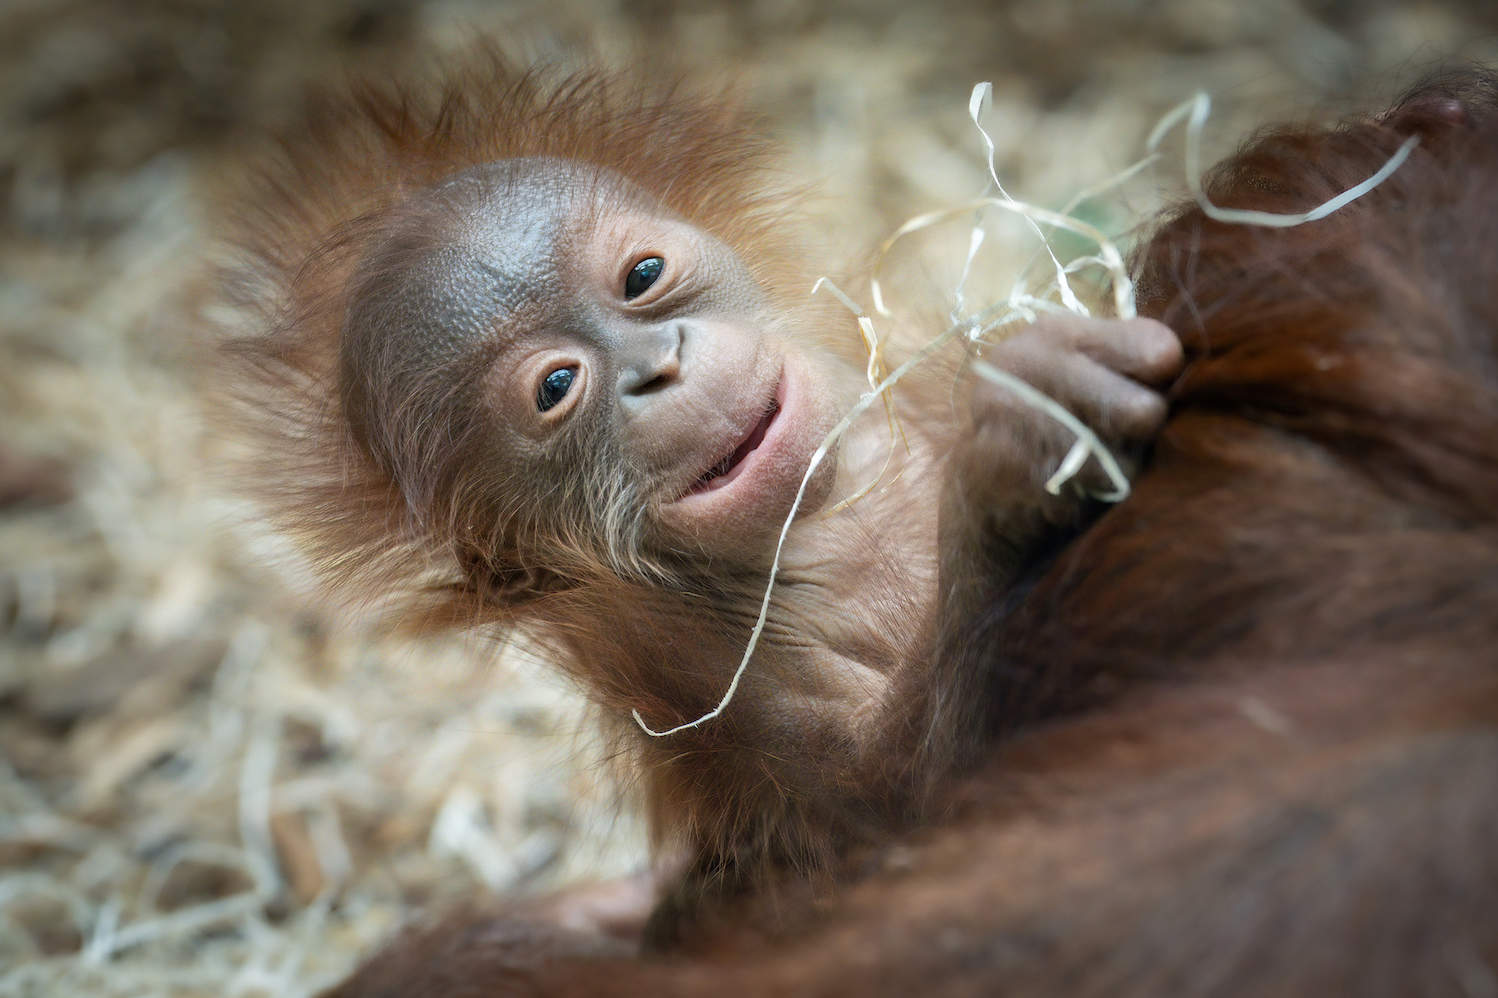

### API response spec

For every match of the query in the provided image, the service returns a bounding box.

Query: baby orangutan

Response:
[224,58,1178,943]
[307,67,1498,998]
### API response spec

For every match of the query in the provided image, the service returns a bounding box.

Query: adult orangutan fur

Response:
[318,69,1498,996]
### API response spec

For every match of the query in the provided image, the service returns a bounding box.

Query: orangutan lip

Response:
[690,393,781,494]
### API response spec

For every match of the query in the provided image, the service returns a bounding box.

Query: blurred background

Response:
[2,1,1495,994]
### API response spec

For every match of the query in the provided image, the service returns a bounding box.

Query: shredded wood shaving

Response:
[811,277,910,512]
[1149,91,1420,227]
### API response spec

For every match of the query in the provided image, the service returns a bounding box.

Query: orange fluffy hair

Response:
[220,54,819,629]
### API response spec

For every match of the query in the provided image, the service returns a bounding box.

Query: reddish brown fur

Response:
[322,70,1498,996]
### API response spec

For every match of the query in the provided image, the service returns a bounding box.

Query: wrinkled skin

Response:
[341,158,855,565]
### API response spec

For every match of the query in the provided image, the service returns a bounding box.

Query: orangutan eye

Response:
[537,367,576,412]
[624,256,664,300]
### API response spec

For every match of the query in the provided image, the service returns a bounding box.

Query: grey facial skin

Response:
[341,157,859,564]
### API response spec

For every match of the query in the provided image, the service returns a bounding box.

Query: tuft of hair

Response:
[216,52,810,630]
